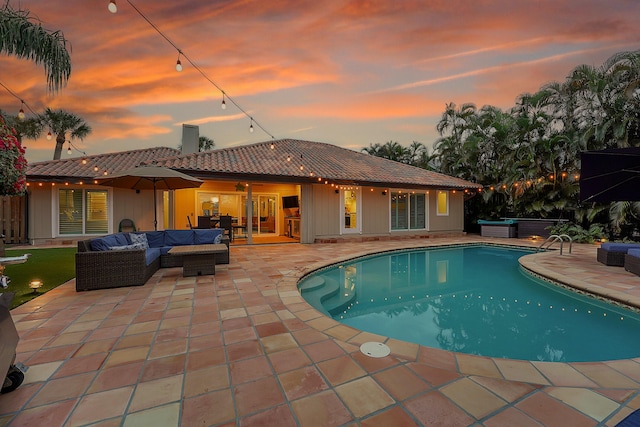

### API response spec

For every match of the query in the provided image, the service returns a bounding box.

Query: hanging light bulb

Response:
[221,93,226,110]
[269,142,275,150]
[46,131,52,140]
[67,142,72,155]
[249,119,254,133]
[93,166,99,172]
[175,53,183,72]
[108,0,117,13]
[17,102,25,120]
[81,158,87,165]
[286,154,291,162]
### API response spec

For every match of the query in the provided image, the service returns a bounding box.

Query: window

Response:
[59,189,108,235]
[390,191,408,230]
[391,191,426,230]
[437,190,449,216]
[409,193,426,229]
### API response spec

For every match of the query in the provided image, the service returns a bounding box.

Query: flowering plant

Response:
[0,115,27,196]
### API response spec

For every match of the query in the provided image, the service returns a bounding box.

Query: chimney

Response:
[181,124,199,154]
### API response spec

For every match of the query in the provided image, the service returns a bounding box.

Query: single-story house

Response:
[25,136,478,245]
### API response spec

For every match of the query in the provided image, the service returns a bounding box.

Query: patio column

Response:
[246,183,253,244]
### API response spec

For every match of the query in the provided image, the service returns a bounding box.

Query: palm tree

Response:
[36,108,91,160]
[0,4,72,93]
[198,136,215,152]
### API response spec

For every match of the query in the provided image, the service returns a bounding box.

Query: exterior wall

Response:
[111,188,156,232]
[427,190,464,232]
[310,185,466,243]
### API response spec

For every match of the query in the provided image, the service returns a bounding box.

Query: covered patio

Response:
[1,237,639,426]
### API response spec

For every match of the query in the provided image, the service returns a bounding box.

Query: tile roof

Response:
[151,139,478,189]
[26,139,477,189]
[26,147,181,182]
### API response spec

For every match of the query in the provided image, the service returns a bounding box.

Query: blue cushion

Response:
[159,246,173,256]
[113,233,130,245]
[145,231,165,248]
[601,243,640,253]
[145,248,161,266]
[165,230,195,246]
[628,248,640,258]
[194,228,222,244]
[90,234,122,251]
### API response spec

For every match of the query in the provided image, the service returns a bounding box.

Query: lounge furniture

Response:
[478,219,517,238]
[76,229,229,291]
[624,248,640,276]
[219,215,233,241]
[168,243,228,277]
[597,242,640,266]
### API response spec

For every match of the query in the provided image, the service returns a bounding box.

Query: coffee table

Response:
[168,244,228,277]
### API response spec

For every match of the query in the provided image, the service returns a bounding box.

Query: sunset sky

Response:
[1,0,639,163]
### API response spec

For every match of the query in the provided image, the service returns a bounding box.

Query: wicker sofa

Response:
[597,242,640,266]
[624,249,640,276]
[76,229,229,291]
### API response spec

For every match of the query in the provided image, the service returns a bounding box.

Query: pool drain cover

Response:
[360,342,390,358]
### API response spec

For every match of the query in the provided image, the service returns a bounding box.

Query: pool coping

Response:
[277,238,640,388]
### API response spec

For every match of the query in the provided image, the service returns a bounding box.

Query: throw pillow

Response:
[130,233,149,249]
[109,244,136,251]
[214,233,223,244]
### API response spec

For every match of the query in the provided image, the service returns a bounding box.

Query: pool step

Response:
[324,288,357,316]
[299,276,350,315]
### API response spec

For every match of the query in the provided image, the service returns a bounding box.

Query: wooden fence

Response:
[0,196,27,245]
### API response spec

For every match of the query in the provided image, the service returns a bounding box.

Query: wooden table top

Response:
[168,244,228,255]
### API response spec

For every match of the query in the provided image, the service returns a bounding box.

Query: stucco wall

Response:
[310,185,466,242]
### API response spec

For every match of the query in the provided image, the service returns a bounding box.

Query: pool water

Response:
[298,245,640,362]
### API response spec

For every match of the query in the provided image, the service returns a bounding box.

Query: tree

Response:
[36,108,91,160]
[0,116,27,196]
[199,136,215,152]
[0,4,71,93]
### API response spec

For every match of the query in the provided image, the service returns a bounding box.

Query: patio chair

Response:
[197,216,212,229]
[219,215,234,242]
[118,218,136,232]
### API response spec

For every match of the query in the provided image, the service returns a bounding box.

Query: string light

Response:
[46,131,52,140]
[175,52,183,72]
[17,101,25,119]
[107,0,276,140]
[67,142,72,155]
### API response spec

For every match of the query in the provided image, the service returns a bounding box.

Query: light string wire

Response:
[115,0,276,140]
[0,79,37,116]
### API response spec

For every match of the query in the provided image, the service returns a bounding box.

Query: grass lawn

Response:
[2,247,76,309]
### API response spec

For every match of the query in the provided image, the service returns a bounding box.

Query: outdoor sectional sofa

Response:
[597,242,640,267]
[624,248,640,277]
[76,229,229,291]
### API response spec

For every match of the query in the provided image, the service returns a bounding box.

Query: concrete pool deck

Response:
[0,236,639,426]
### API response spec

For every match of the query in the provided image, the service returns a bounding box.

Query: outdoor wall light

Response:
[29,279,43,293]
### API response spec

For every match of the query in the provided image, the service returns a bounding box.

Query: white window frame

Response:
[54,186,112,237]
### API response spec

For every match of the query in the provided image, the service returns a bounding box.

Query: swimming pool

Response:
[298,244,640,362]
